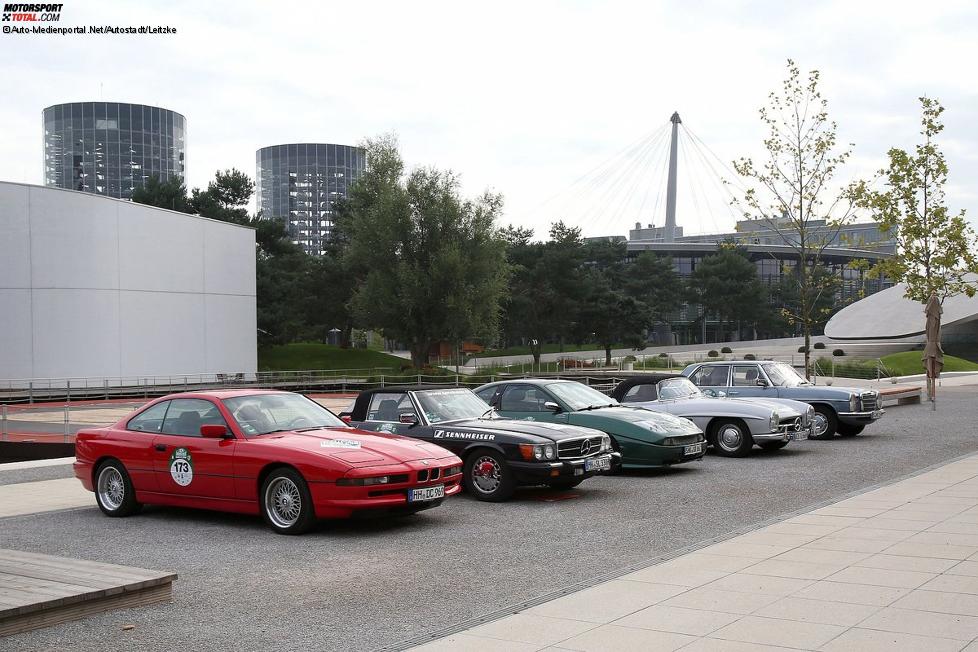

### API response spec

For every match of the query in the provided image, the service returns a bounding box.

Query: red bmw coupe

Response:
[73,390,463,534]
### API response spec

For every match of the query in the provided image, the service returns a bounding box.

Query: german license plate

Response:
[792,429,808,441]
[684,442,704,455]
[584,455,612,472]
[408,485,444,502]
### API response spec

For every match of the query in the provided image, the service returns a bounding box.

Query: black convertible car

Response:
[341,386,619,501]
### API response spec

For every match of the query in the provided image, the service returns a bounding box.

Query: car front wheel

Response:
[812,406,838,440]
[261,468,315,535]
[710,419,753,457]
[94,459,142,517]
[463,450,515,502]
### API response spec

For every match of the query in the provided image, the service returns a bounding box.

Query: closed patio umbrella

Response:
[922,292,944,410]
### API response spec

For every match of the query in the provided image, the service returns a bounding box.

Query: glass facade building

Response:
[256,143,367,255]
[43,102,186,200]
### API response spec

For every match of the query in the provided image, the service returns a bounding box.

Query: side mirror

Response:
[340,415,352,424]
[543,401,562,413]
[200,424,229,439]
[714,390,727,398]
[757,378,770,387]
[399,413,419,425]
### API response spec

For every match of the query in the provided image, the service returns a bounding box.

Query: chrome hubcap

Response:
[97,466,125,511]
[265,477,302,528]
[718,425,743,450]
[813,413,828,437]
[471,456,501,494]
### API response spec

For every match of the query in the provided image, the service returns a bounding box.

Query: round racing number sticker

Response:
[169,447,194,486]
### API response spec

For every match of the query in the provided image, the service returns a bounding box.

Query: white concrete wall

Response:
[0,182,257,383]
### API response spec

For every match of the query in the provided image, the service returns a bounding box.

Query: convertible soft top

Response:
[609,374,683,401]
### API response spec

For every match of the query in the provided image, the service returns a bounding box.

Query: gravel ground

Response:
[2,387,976,652]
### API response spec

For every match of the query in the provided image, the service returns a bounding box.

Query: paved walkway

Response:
[0,477,91,517]
[410,454,978,651]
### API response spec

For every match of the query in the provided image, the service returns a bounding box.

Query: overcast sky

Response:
[1,0,976,238]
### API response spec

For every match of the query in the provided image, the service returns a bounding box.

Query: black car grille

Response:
[417,468,441,483]
[558,436,605,459]
[862,392,878,412]
[668,434,704,446]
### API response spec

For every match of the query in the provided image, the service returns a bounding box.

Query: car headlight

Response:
[662,437,676,446]
[519,444,556,461]
[337,475,392,486]
[806,405,815,426]
[850,394,860,411]
[445,465,463,476]
[601,435,612,451]
[770,412,779,432]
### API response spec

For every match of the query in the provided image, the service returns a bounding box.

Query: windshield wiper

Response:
[480,407,496,419]
[580,403,617,411]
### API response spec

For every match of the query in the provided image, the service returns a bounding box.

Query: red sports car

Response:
[73,390,463,534]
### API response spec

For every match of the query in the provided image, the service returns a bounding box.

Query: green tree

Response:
[130,175,191,212]
[623,252,684,332]
[190,169,254,225]
[855,97,978,303]
[343,135,510,368]
[689,245,767,341]
[733,59,859,377]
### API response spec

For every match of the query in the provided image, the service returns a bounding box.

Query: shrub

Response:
[623,355,637,363]
[707,350,719,358]
[797,346,808,353]
[813,342,826,349]
[832,348,845,357]
[658,352,668,358]
[744,353,756,360]
[721,346,732,353]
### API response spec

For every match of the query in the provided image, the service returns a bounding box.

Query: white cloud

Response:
[1,0,975,236]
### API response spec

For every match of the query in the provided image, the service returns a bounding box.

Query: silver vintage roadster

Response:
[611,374,814,457]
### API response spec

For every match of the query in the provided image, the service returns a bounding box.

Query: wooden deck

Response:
[0,548,176,637]
[879,384,923,406]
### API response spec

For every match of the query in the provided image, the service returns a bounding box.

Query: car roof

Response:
[479,378,573,388]
[156,389,291,400]
[358,385,476,395]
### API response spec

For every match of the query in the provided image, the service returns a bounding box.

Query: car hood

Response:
[633,396,787,419]
[252,427,452,465]
[780,385,865,399]
[437,418,602,442]
[726,397,803,418]
[574,406,701,435]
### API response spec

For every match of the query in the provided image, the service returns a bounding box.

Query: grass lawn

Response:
[880,351,978,376]
[258,343,406,371]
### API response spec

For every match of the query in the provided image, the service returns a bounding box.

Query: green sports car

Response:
[474,379,706,469]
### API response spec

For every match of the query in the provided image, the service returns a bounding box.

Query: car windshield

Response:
[762,362,811,387]
[546,382,618,411]
[223,393,346,437]
[415,389,494,424]
[657,377,702,400]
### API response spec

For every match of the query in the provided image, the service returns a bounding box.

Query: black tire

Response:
[837,423,865,437]
[94,459,142,517]
[547,478,584,491]
[260,467,316,535]
[709,419,754,457]
[463,449,516,502]
[758,441,789,451]
[812,405,838,440]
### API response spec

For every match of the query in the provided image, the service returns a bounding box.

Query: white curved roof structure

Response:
[826,274,978,340]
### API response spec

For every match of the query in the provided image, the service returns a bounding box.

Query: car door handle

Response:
[727,391,739,395]
[154,444,167,452]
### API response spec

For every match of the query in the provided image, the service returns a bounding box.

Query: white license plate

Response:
[792,429,809,441]
[584,455,612,472]
[408,485,445,502]
[684,442,704,455]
